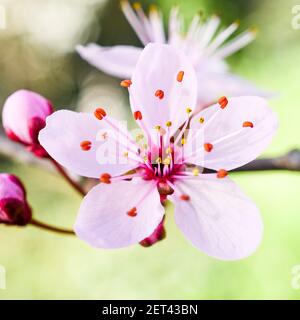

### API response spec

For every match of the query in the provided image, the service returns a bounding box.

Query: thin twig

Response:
[30,218,75,235]
[204,149,300,173]
[49,158,86,196]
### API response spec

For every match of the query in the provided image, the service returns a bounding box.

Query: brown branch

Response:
[49,158,86,196]
[204,149,300,173]
[30,218,75,235]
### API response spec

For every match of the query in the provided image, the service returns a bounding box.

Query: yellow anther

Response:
[123,151,129,158]
[120,0,128,9]
[192,168,199,176]
[166,147,172,154]
[166,121,172,127]
[156,157,162,164]
[154,125,161,131]
[234,19,240,26]
[133,2,141,10]
[199,117,204,124]
[149,4,157,12]
[143,144,148,149]
[135,134,144,142]
[186,107,192,114]
[163,157,171,165]
[181,138,186,145]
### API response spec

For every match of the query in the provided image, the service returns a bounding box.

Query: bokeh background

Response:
[0,0,300,299]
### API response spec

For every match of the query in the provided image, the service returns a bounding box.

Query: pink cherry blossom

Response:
[76,2,270,108]
[2,89,53,157]
[0,174,32,225]
[39,43,278,260]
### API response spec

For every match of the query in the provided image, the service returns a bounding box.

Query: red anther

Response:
[127,207,137,217]
[134,110,143,120]
[217,169,228,179]
[180,194,190,201]
[100,173,111,184]
[155,89,164,100]
[94,108,106,120]
[80,140,92,151]
[218,96,228,109]
[120,79,132,88]
[243,121,254,128]
[177,71,184,82]
[204,143,213,152]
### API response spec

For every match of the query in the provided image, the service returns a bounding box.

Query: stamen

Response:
[120,79,132,88]
[186,107,192,114]
[134,110,142,120]
[127,207,137,217]
[243,121,254,128]
[156,157,162,164]
[217,169,228,179]
[80,140,92,151]
[199,117,204,124]
[177,71,184,82]
[204,143,213,152]
[128,87,155,150]
[166,121,172,127]
[163,157,171,165]
[133,2,141,10]
[180,194,190,201]
[166,147,172,154]
[120,0,150,46]
[181,138,186,145]
[135,134,144,142]
[218,96,228,109]
[158,127,166,136]
[100,173,111,184]
[94,108,106,120]
[192,168,199,176]
[155,89,164,100]
[149,4,157,12]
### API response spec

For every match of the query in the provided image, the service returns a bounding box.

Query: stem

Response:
[203,149,300,173]
[30,218,75,235]
[49,158,86,196]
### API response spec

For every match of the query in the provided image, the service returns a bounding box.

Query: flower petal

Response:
[172,176,263,260]
[185,96,278,170]
[39,110,137,178]
[74,179,164,248]
[130,43,197,135]
[196,70,273,105]
[76,44,142,79]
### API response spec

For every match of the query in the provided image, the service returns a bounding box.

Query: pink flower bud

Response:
[2,90,53,157]
[139,219,166,247]
[0,174,32,225]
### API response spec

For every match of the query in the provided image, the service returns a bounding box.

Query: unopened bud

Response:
[139,219,166,247]
[2,90,53,158]
[0,174,32,226]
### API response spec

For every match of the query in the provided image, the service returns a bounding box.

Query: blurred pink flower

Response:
[77,2,269,108]
[0,174,32,225]
[2,89,53,158]
[40,43,278,260]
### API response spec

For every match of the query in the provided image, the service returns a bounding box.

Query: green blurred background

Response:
[0,0,300,299]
